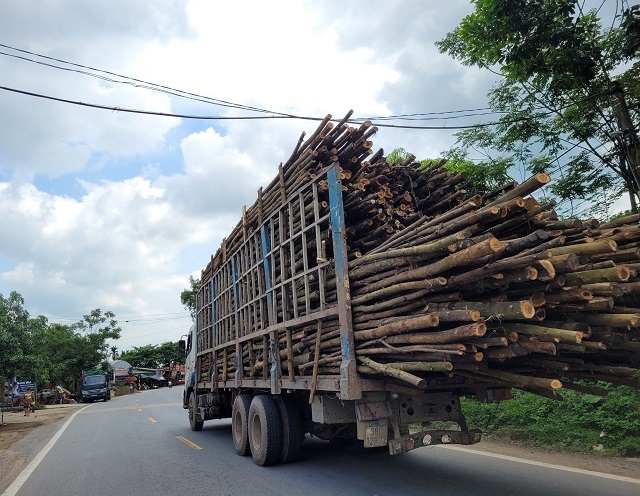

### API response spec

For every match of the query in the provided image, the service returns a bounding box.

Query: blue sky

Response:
[0,0,625,351]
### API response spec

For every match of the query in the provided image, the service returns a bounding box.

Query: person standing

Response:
[20,388,34,416]
[129,381,135,395]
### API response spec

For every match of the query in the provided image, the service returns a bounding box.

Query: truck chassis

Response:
[182,163,485,465]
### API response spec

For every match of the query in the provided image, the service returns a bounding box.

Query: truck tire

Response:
[274,395,303,463]
[232,393,252,456]
[188,392,203,431]
[248,395,282,466]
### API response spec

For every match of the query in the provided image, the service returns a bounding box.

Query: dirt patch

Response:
[0,405,82,489]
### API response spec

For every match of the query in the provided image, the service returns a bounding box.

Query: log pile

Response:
[200,112,640,400]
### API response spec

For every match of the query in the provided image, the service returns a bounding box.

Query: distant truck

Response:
[180,165,494,466]
[81,372,110,402]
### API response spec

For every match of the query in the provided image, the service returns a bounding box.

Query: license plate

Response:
[364,426,388,448]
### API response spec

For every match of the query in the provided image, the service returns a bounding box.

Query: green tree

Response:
[33,309,121,390]
[120,341,182,368]
[437,0,640,218]
[34,323,84,387]
[1,293,122,391]
[0,292,42,383]
[71,309,122,367]
[387,147,511,196]
[181,276,200,321]
[157,341,183,366]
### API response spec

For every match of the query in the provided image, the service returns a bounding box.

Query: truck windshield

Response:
[83,376,106,386]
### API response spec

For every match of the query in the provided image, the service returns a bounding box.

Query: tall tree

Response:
[1,293,122,391]
[437,1,640,218]
[34,309,122,389]
[181,276,200,321]
[71,308,122,368]
[0,291,42,382]
[120,341,183,368]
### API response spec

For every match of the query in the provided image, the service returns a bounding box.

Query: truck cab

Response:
[179,325,196,409]
[81,374,110,402]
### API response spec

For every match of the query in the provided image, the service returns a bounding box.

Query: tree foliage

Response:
[119,341,183,368]
[181,276,200,321]
[387,147,511,197]
[0,291,43,382]
[0,291,122,390]
[437,0,640,218]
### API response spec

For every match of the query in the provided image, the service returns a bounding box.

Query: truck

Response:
[180,159,501,466]
[81,371,110,402]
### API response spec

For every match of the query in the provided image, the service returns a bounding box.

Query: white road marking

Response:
[438,445,640,484]
[2,405,92,496]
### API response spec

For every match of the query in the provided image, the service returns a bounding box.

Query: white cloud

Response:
[0,1,624,350]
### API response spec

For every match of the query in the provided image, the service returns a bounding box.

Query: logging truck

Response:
[179,162,504,466]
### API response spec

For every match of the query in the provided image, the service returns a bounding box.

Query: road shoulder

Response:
[0,405,83,493]
[457,437,640,480]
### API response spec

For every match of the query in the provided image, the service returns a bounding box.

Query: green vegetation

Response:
[437,0,640,218]
[119,342,182,368]
[180,275,199,321]
[462,385,640,457]
[1,290,121,390]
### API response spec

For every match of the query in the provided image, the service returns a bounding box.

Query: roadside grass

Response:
[462,383,640,457]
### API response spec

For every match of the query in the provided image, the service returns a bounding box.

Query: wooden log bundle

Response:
[200,113,640,400]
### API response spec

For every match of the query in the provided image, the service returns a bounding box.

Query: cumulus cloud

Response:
[7,0,616,348]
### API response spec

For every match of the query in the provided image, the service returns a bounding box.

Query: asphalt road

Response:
[3,387,639,496]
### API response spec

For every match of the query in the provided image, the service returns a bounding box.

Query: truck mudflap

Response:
[388,429,482,455]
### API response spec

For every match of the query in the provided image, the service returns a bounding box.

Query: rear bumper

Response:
[388,429,482,455]
[82,393,107,399]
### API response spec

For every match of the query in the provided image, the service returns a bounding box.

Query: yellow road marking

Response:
[79,402,181,414]
[148,417,157,423]
[176,436,203,450]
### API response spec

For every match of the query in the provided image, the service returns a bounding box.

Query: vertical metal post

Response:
[260,224,281,393]
[232,256,243,386]
[260,224,274,325]
[327,162,361,400]
[211,279,218,387]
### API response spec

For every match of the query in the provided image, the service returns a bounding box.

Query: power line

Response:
[0,44,513,122]
[0,84,567,131]
[0,43,611,130]
[0,43,291,117]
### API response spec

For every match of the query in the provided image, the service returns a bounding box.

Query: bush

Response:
[462,384,640,456]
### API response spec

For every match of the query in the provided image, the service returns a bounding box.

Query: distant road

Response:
[4,387,639,496]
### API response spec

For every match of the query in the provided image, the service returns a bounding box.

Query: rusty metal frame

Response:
[196,163,359,396]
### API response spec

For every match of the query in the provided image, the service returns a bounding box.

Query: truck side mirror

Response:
[178,340,186,356]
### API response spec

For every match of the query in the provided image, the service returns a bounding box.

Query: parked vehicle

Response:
[38,388,56,404]
[81,372,110,402]
[180,164,497,466]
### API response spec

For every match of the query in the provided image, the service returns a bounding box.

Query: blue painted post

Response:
[327,163,361,400]
[211,278,218,386]
[260,224,281,393]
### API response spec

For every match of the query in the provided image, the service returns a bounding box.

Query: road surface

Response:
[3,387,639,496]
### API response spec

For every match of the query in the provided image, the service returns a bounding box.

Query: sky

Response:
[0,1,624,352]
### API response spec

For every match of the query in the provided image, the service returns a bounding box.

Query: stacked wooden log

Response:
[201,113,640,399]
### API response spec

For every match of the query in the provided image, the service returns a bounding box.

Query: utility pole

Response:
[609,81,640,196]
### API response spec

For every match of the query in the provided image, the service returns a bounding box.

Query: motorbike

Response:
[168,380,173,388]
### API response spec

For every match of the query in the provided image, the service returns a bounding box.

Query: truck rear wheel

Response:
[188,392,203,431]
[275,395,303,463]
[248,395,282,466]
[232,393,252,456]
